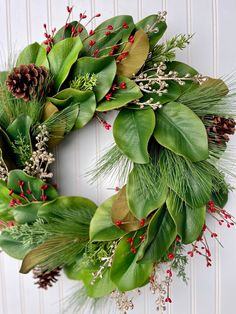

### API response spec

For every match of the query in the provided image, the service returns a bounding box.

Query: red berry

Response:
[40,184,48,190]
[139,218,145,227]
[107,24,113,30]
[95,13,101,17]
[8,190,14,196]
[131,247,137,254]
[106,31,111,36]
[167,253,175,260]
[89,29,95,36]
[115,220,123,227]
[89,40,96,47]
[17,180,25,187]
[165,297,172,303]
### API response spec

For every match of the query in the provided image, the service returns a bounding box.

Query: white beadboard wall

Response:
[0,1,236,314]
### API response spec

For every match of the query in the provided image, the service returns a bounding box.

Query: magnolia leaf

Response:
[90,195,126,241]
[6,114,32,148]
[0,180,15,221]
[154,102,209,162]
[166,61,199,92]
[38,196,97,223]
[111,186,140,232]
[80,267,116,298]
[166,191,206,244]
[110,230,153,291]
[139,207,177,263]
[49,88,96,129]
[12,202,42,224]
[0,128,15,170]
[0,230,34,260]
[53,21,88,43]
[127,165,168,219]
[16,42,49,68]
[7,170,58,201]
[113,108,155,163]
[136,15,167,50]
[140,80,181,105]
[71,56,116,101]
[48,37,83,91]
[42,102,65,147]
[96,76,142,112]
[82,15,135,57]
[117,29,149,78]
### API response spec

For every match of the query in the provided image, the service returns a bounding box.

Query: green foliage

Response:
[154,102,209,162]
[70,74,97,91]
[21,196,97,273]
[111,230,153,291]
[71,56,116,101]
[82,16,135,57]
[7,170,58,201]
[159,148,212,208]
[90,195,126,241]
[136,14,167,50]
[0,180,15,221]
[12,202,43,224]
[48,89,96,129]
[0,85,43,130]
[150,34,192,63]
[53,21,88,43]
[166,191,206,244]
[88,144,133,186]
[96,76,143,111]
[48,37,83,91]
[2,219,50,248]
[16,42,49,68]
[113,108,155,164]
[127,162,168,219]
[139,206,177,263]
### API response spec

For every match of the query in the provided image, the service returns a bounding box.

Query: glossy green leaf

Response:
[6,114,32,147]
[96,76,142,112]
[0,180,15,221]
[0,129,15,170]
[48,37,83,91]
[0,230,34,259]
[113,108,155,163]
[82,15,135,56]
[166,61,199,92]
[90,195,126,242]
[139,207,177,263]
[63,254,84,280]
[80,267,116,298]
[53,21,88,43]
[38,196,97,223]
[111,230,153,291]
[71,56,116,101]
[127,164,168,219]
[140,80,181,105]
[166,191,205,244]
[154,102,208,162]
[7,170,58,201]
[13,202,42,224]
[136,15,167,50]
[48,88,96,129]
[16,42,49,68]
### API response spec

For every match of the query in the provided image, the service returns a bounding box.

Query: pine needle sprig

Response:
[0,83,43,129]
[179,73,236,117]
[87,144,133,185]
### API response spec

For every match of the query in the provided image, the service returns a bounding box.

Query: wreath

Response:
[0,6,235,313]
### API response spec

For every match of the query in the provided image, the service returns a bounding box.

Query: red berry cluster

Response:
[207,200,235,228]
[8,180,50,208]
[43,24,56,53]
[105,82,127,101]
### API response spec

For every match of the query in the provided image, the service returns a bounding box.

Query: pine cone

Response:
[33,267,61,290]
[206,116,236,143]
[6,64,49,102]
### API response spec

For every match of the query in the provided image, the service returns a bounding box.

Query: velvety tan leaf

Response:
[42,102,65,147]
[111,186,140,232]
[117,29,149,78]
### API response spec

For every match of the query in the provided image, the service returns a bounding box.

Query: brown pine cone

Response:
[6,64,49,102]
[33,267,61,290]
[206,115,236,143]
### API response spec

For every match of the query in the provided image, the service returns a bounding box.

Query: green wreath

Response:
[0,7,235,312]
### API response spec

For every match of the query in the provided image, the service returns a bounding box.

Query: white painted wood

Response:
[0,1,236,313]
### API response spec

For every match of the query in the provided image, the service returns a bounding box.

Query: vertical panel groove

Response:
[212,1,221,314]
